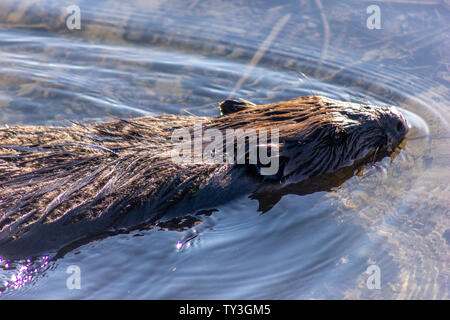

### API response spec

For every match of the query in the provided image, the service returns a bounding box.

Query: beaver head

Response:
[215,95,408,185]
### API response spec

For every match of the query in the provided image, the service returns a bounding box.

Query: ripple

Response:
[0,0,448,300]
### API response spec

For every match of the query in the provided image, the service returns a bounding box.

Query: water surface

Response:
[0,0,448,299]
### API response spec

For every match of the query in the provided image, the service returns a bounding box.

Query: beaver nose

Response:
[386,106,408,144]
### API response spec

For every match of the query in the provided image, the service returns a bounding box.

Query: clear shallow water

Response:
[0,0,448,299]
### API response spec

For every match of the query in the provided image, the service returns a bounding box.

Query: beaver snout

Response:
[382,106,409,145]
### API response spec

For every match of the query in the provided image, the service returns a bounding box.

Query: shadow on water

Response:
[0,0,448,299]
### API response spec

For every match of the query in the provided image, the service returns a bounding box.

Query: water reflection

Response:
[0,0,448,299]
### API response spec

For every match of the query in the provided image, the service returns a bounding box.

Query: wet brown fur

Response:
[0,96,408,258]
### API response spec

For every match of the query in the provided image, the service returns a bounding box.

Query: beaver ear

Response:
[219,98,256,116]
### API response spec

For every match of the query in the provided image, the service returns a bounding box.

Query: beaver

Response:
[0,95,408,259]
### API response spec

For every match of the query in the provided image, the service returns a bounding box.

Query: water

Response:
[0,0,448,299]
